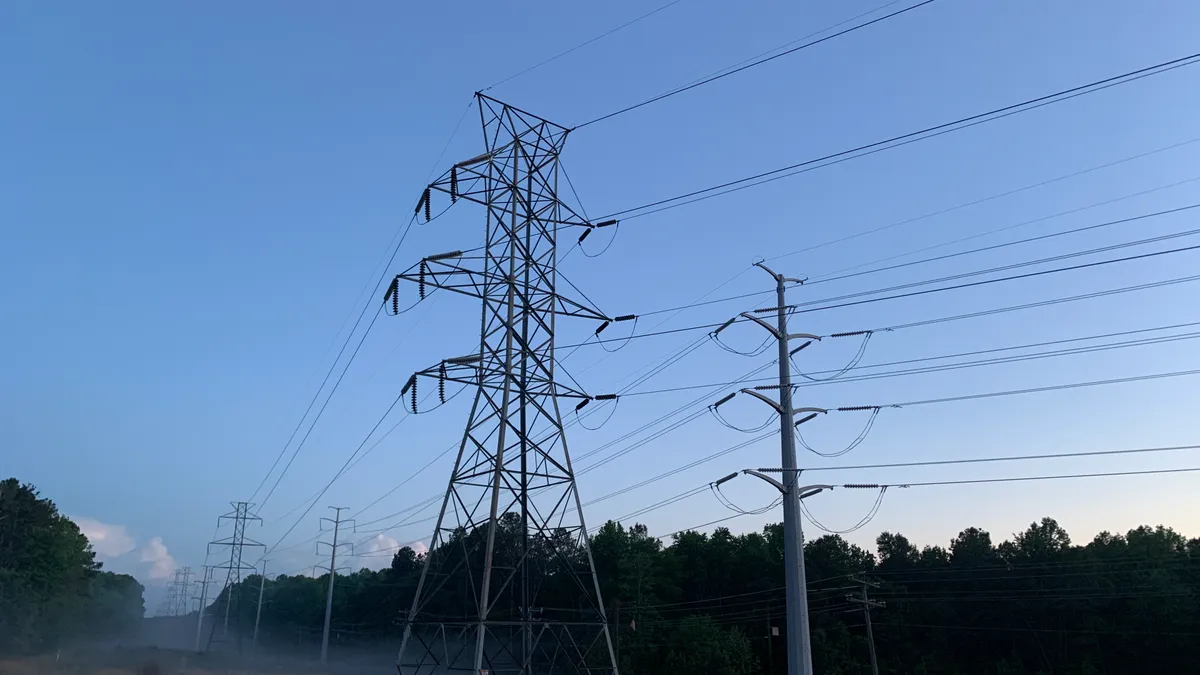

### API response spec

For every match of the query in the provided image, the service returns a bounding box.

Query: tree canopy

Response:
[0,478,145,652]
[213,514,1197,674]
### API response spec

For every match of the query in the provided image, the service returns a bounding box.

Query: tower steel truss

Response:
[206,501,263,652]
[388,94,618,675]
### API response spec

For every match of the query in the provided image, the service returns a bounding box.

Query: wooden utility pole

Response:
[847,576,884,675]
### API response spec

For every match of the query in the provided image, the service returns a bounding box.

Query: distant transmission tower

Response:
[388,93,620,675]
[206,501,263,652]
[164,566,194,616]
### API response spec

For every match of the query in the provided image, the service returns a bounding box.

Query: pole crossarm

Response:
[402,354,592,412]
[387,256,610,321]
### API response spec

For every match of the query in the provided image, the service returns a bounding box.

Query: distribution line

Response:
[597,50,1200,221]
[575,0,939,128]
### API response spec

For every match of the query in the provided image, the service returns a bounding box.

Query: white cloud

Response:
[356,534,401,570]
[354,535,428,570]
[139,537,177,581]
[72,516,179,584]
[74,516,137,557]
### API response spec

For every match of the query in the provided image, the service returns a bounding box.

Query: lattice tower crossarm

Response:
[391,94,619,675]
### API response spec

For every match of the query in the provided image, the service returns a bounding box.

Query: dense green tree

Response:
[208,513,1197,674]
[0,478,144,652]
[662,616,754,675]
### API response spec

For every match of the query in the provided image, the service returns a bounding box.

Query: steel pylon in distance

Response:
[386,94,619,675]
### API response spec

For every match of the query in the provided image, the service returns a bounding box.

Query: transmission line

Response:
[804,443,1200,473]
[576,0,939,128]
[595,50,1200,221]
[766,135,1200,264]
[561,238,1200,350]
[628,176,1200,320]
[623,321,1200,396]
[483,0,689,91]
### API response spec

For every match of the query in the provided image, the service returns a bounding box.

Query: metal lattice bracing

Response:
[206,501,263,652]
[392,94,618,675]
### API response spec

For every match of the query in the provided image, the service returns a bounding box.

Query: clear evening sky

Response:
[3,0,1199,597]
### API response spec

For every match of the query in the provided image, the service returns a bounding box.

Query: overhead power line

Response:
[562,238,1200,350]
[624,324,1200,397]
[254,303,386,511]
[766,135,1200,265]
[629,201,1200,322]
[260,393,405,560]
[803,443,1200,472]
[583,364,1200,512]
[904,466,1200,490]
[605,465,1200,543]
[483,0,689,91]
[575,0,939,128]
[596,50,1200,221]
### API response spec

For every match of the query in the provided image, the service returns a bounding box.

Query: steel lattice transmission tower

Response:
[387,93,619,675]
[206,501,263,652]
[163,566,194,616]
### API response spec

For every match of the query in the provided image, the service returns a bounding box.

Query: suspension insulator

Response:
[391,279,399,315]
[419,261,427,300]
[439,362,447,403]
[450,167,458,202]
[411,377,418,413]
[423,187,431,221]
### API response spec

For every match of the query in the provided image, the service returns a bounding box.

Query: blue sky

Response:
[4,0,1200,596]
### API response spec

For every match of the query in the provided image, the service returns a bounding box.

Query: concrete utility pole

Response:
[252,560,268,648]
[847,576,885,675]
[710,261,831,675]
[317,506,353,664]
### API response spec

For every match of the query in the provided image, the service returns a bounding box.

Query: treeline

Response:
[0,478,145,652]
[221,516,1199,674]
